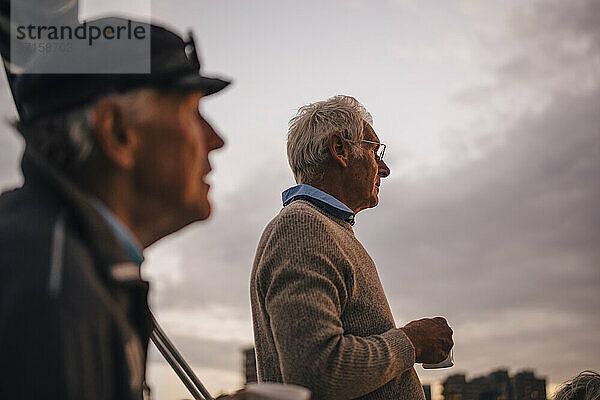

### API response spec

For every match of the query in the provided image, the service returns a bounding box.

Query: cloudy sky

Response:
[1,0,599,399]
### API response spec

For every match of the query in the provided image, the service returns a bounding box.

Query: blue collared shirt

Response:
[282,184,356,225]
[90,198,145,266]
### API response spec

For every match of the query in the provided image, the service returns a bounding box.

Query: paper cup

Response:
[245,382,311,400]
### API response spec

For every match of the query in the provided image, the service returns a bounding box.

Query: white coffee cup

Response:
[245,382,311,400]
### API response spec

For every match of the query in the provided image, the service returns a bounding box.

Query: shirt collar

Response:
[282,184,356,225]
[89,198,145,266]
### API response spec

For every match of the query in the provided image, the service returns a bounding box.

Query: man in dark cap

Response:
[0,7,234,399]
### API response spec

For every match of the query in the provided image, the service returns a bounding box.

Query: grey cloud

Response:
[455,0,600,112]
[148,336,246,371]
[377,88,599,384]
[361,88,600,320]
[515,0,600,47]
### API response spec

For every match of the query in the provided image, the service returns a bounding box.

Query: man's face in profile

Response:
[346,122,390,213]
[129,90,225,226]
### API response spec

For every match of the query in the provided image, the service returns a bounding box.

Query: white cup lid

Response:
[245,382,311,400]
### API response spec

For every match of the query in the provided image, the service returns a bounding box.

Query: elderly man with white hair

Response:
[554,371,600,400]
[250,95,454,400]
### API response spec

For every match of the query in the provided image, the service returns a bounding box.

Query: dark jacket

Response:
[0,148,152,400]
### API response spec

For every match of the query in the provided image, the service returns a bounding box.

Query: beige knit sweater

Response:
[250,200,425,400]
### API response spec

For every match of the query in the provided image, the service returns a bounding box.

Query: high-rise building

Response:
[242,346,258,384]
[512,370,546,400]
[423,384,432,400]
[442,369,546,400]
[443,374,467,400]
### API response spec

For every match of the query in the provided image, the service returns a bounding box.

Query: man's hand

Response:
[400,317,454,364]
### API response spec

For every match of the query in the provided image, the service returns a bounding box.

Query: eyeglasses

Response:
[346,139,387,162]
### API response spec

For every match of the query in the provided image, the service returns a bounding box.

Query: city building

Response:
[423,384,432,400]
[442,369,546,400]
[242,346,258,384]
[512,370,546,400]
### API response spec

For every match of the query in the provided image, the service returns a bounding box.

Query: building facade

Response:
[442,369,546,400]
[242,346,258,384]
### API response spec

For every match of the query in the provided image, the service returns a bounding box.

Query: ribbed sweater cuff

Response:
[383,328,416,372]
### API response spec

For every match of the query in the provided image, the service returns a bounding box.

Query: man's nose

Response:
[378,160,390,178]
[210,128,225,151]
[201,116,225,151]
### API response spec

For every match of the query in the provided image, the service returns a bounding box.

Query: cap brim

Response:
[172,74,231,96]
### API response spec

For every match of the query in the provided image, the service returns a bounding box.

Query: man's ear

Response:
[328,132,349,168]
[92,99,138,170]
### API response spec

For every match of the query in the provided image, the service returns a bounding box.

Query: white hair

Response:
[554,371,600,400]
[286,95,373,183]
[16,89,148,173]
[17,103,96,171]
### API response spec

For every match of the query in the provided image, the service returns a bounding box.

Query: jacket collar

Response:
[21,147,145,284]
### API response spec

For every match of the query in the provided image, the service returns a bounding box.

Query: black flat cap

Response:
[10,17,231,122]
